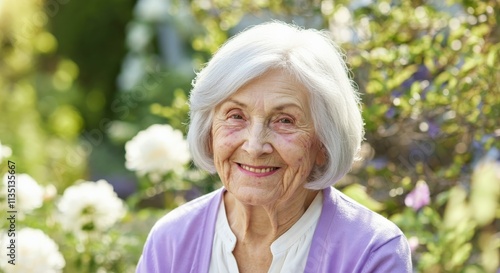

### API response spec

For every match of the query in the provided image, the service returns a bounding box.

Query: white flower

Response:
[134,0,171,22]
[329,5,354,44]
[2,173,44,213]
[125,124,190,177]
[126,23,153,52]
[0,228,65,273]
[117,54,146,91]
[43,184,58,201]
[57,180,126,236]
[0,141,12,162]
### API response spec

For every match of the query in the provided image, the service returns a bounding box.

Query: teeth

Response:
[240,164,276,173]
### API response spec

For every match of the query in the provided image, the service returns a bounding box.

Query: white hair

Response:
[187,21,364,189]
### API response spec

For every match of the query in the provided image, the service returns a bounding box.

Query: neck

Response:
[224,189,319,244]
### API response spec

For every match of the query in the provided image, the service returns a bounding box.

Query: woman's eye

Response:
[229,114,243,120]
[278,117,293,124]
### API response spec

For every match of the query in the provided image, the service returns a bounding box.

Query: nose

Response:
[242,122,273,157]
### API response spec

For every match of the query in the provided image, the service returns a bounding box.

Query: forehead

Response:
[225,69,311,110]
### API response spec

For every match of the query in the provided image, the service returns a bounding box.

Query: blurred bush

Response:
[107,0,500,271]
[0,0,86,191]
[0,0,499,272]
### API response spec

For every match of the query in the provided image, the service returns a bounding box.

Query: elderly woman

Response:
[136,21,412,273]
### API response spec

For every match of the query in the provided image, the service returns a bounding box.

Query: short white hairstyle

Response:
[187,21,364,189]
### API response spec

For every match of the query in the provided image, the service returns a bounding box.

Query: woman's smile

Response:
[236,163,280,177]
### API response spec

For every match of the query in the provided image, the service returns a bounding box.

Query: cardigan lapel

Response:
[304,187,336,273]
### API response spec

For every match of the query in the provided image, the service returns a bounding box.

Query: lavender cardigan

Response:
[136,186,412,273]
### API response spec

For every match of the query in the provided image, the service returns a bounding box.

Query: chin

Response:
[230,188,279,206]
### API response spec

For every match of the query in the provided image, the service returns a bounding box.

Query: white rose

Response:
[134,0,171,22]
[126,23,153,52]
[57,180,126,237]
[2,173,44,213]
[125,124,191,177]
[0,141,12,162]
[117,54,146,91]
[0,228,65,273]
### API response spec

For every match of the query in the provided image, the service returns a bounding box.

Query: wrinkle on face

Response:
[210,69,324,238]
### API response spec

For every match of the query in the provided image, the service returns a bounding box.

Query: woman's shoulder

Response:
[305,187,412,272]
[327,187,403,236]
[318,186,408,251]
[136,189,223,272]
[148,188,223,239]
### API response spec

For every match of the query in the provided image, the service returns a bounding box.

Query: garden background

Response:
[0,0,499,272]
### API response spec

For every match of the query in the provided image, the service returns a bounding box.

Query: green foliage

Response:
[171,0,500,271]
[391,162,499,272]
[0,0,498,272]
[0,0,85,190]
[0,188,159,273]
[343,1,500,271]
[342,184,385,211]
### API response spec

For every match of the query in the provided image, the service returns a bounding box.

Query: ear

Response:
[207,131,213,154]
[315,143,327,166]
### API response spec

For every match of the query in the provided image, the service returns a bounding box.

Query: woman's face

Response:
[211,69,324,206]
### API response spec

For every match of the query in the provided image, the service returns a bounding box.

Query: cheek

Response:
[213,129,243,155]
[277,134,316,166]
[280,134,295,145]
[281,132,315,150]
[280,133,314,149]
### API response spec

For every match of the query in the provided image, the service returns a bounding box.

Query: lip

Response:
[236,163,280,177]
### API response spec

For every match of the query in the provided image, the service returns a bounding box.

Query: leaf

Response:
[486,45,499,68]
[342,184,385,212]
[443,186,470,228]
[470,161,500,226]
[448,242,472,269]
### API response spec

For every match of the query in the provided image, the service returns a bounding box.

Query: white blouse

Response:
[208,193,323,273]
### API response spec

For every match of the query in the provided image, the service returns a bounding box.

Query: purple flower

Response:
[413,65,430,81]
[391,90,403,98]
[369,157,388,170]
[428,121,440,139]
[385,107,396,119]
[405,180,430,211]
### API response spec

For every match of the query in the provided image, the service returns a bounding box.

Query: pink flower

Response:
[405,180,430,211]
[408,236,419,253]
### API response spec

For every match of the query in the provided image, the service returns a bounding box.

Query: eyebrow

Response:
[222,98,304,112]
[224,99,246,108]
